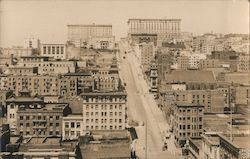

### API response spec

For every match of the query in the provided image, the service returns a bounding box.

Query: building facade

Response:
[40,43,66,59]
[128,19,181,45]
[62,114,84,140]
[81,91,127,132]
[67,24,114,49]
[173,102,204,146]
[16,103,70,137]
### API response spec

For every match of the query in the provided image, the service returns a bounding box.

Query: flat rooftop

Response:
[80,140,130,159]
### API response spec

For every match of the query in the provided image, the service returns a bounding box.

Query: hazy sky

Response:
[0,0,249,47]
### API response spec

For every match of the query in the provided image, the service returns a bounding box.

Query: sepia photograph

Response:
[0,0,249,158]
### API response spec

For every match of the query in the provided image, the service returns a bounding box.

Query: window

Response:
[20,116,23,120]
[43,46,46,54]
[199,125,202,129]
[52,46,55,54]
[65,131,69,136]
[56,131,59,135]
[65,122,69,128]
[61,47,64,54]
[56,46,60,54]
[56,116,60,120]
[26,116,30,120]
[71,131,75,136]
[56,123,59,127]
[76,122,81,128]
[71,122,75,128]
[119,119,122,123]
[26,123,30,127]
[76,131,80,136]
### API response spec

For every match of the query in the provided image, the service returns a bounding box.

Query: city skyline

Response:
[0,0,249,47]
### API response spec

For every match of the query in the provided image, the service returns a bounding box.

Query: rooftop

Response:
[80,140,130,159]
[175,102,204,108]
[128,18,181,22]
[68,24,112,27]
[19,136,77,153]
[165,70,216,83]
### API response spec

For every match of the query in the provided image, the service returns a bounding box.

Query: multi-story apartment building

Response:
[199,59,220,69]
[177,55,189,70]
[193,34,216,54]
[94,74,120,92]
[59,72,94,97]
[149,63,158,92]
[4,66,38,76]
[40,43,66,59]
[62,114,84,140]
[128,18,181,45]
[237,54,250,72]
[0,74,59,96]
[187,53,207,69]
[176,52,207,70]
[1,47,33,58]
[6,90,44,133]
[173,102,204,146]
[24,37,40,49]
[16,103,71,137]
[18,56,76,75]
[235,86,250,105]
[67,24,114,49]
[81,90,127,132]
[173,89,225,113]
[134,42,155,72]
[155,48,174,82]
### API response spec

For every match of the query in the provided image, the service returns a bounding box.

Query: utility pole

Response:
[145,119,148,159]
[230,109,233,141]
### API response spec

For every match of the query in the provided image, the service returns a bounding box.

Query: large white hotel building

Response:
[128,18,181,45]
[67,24,115,49]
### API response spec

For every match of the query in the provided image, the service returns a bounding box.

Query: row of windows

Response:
[177,132,202,137]
[86,118,123,124]
[86,104,123,110]
[85,111,123,117]
[19,115,60,120]
[178,109,203,113]
[43,46,64,55]
[177,117,202,122]
[65,130,81,137]
[65,122,81,128]
[19,130,60,136]
[19,122,60,127]
[24,63,72,67]
[86,125,123,130]
[85,97,125,102]
[178,124,202,130]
